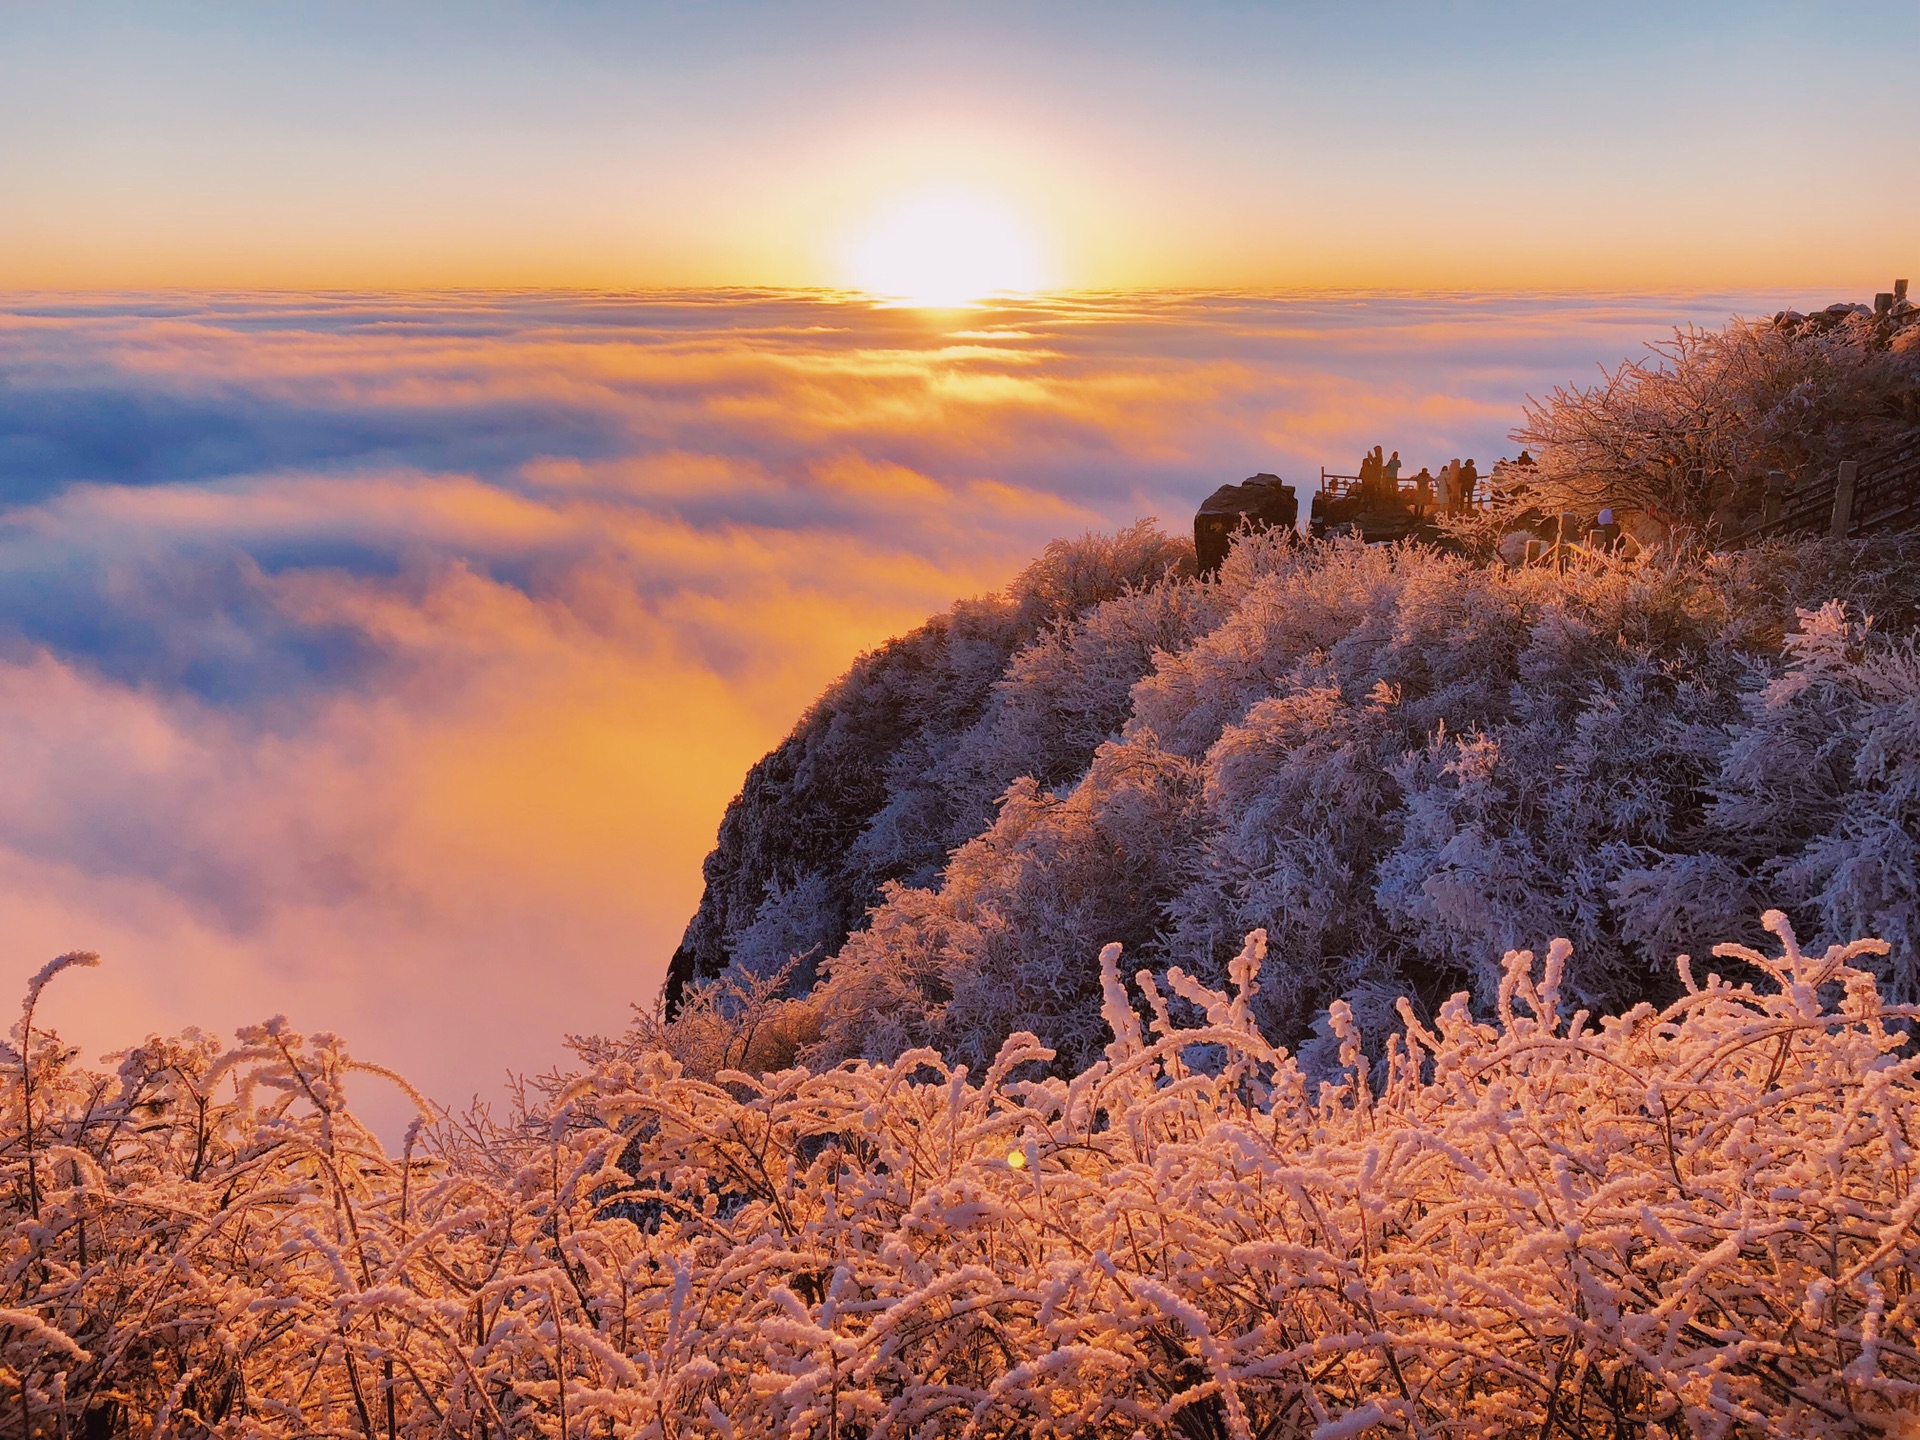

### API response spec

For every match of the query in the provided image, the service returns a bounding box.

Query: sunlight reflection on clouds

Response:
[0,288,1779,1124]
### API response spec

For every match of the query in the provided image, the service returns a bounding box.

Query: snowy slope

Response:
[675,527,1920,1074]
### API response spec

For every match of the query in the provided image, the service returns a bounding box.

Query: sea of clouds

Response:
[0,287,1803,1123]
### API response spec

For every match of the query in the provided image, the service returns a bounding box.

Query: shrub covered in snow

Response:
[683,526,1920,1075]
[1513,314,1920,532]
[5,915,1917,1436]
[664,522,1192,1010]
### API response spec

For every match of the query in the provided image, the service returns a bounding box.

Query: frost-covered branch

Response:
[2,914,1916,1436]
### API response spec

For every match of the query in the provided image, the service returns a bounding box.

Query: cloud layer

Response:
[0,288,1786,1123]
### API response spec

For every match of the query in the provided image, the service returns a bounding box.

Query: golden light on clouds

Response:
[0,289,1807,1130]
[847,189,1053,307]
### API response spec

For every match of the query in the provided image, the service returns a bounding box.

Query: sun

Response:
[849,190,1051,307]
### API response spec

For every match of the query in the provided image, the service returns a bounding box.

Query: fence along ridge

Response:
[1749,426,1920,540]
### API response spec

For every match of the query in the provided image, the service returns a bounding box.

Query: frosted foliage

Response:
[1514,316,1920,529]
[927,581,1226,848]
[671,520,1190,1008]
[816,739,1205,1071]
[592,964,823,1082]
[1701,601,1920,996]
[728,872,839,984]
[802,535,1920,1072]
[1005,521,1194,633]
[8,920,1919,1436]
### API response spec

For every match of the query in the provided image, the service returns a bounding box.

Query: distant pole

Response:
[1830,460,1858,540]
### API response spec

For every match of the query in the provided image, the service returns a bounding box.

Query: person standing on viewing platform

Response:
[1384,450,1402,502]
[1358,447,1380,505]
[1459,458,1479,509]
[1439,459,1458,513]
[1413,466,1434,519]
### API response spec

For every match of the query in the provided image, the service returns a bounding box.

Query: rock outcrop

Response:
[1194,474,1298,576]
[1771,279,1916,342]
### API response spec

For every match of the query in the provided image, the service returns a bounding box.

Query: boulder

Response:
[1195,474,1297,575]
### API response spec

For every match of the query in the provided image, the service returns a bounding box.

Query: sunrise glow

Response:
[848,191,1051,307]
[8,2,1920,1427]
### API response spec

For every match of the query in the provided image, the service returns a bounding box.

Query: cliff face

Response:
[664,603,1020,1012]
[663,522,1194,1012]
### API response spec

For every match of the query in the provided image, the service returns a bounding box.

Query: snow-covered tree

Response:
[1513,314,1920,533]
[753,528,1920,1074]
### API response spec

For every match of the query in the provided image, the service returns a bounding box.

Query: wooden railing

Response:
[1746,430,1920,542]
[1313,432,1920,545]
[1318,469,1493,509]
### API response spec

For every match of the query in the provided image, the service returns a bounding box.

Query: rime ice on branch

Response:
[3,912,1917,1437]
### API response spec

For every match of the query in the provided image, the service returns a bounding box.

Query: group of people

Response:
[1356,447,1481,516]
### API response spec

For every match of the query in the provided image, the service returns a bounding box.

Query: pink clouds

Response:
[0,287,1802,1128]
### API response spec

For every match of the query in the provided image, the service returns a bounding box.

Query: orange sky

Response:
[2,3,1916,294]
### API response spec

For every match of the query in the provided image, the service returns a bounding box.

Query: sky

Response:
[3,1,1918,292]
[0,287,1851,1126]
